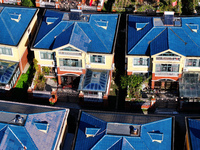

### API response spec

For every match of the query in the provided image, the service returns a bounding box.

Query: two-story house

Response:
[0,6,38,90]
[127,12,200,91]
[32,10,119,102]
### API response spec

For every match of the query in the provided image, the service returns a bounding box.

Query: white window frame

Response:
[40,51,54,60]
[185,59,200,68]
[133,57,149,67]
[90,55,106,64]
[0,47,13,56]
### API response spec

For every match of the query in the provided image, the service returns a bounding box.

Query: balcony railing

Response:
[40,1,56,7]
[155,72,179,77]
[3,0,17,4]
[58,51,82,56]
[156,57,180,61]
[60,66,82,71]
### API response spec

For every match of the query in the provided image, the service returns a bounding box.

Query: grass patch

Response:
[16,65,35,89]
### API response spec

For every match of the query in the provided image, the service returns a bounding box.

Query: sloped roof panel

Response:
[77,23,109,53]
[75,112,107,150]
[52,23,74,49]
[129,27,166,55]
[8,126,37,149]
[125,137,148,150]
[69,23,91,52]
[25,110,66,150]
[0,7,37,46]
[89,14,118,53]
[91,135,122,150]
[150,28,169,55]
[34,10,63,44]
[128,15,153,53]
[168,28,186,56]
[141,118,172,150]
[188,119,200,150]
[34,22,73,49]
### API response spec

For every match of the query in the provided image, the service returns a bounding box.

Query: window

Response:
[40,52,53,60]
[62,47,79,52]
[90,55,105,64]
[0,47,12,56]
[59,58,82,67]
[133,58,148,66]
[158,51,178,57]
[156,64,179,72]
[185,59,200,67]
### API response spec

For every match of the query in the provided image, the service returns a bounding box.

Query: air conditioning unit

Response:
[86,64,91,68]
[183,68,188,72]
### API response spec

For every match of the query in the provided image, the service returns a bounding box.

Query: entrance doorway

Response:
[61,75,80,89]
[154,79,178,90]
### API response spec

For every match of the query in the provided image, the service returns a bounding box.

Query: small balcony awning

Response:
[0,60,18,85]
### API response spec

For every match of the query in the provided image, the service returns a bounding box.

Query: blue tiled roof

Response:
[128,15,200,56]
[0,110,66,150]
[188,118,200,150]
[0,60,18,85]
[75,112,173,150]
[34,10,118,54]
[0,7,37,46]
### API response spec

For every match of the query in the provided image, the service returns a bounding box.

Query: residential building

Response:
[31,9,119,103]
[127,11,200,91]
[0,99,69,149]
[73,110,175,150]
[35,0,105,11]
[185,117,200,150]
[0,0,21,5]
[0,6,38,90]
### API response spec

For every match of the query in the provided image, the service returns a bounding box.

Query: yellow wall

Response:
[127,55,150,72]
[86,53,114,70]
[183,56,200,72]
[18,9,39,60]
[151,49,185,73]
[0,46,19,62]
[33,47,114,71]
[0,9,38,62]
[34,50,55,66]
[56,51,86,68]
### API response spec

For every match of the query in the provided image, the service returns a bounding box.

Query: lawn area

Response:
[16,65,35,89]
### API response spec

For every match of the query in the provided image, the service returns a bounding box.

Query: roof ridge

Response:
[8,126,27,149]
[149,28,167,44]
[88,22,110,53]
[34,21,63,47]
[181,28,200,49]
[107,137,122,149]
[69,23,91,47]
[123,137,135,149]
[0,11,16,45]
[83,112,107,124]
[55,22,74,39]
[169,28,187,45]
[128,27,159,55]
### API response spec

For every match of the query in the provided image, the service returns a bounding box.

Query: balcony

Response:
[155,72,179,77]
[156,57,180,61]
[40,1,56,7]
[58,51,82,56]
[59,66,82,71]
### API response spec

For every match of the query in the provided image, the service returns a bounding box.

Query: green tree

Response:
[21,0,34,7]
[121,74,144,99]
